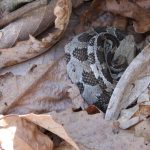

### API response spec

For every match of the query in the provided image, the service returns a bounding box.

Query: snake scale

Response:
[65,27,135,112]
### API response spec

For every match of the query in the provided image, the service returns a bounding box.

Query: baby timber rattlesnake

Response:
[65,27,135,112]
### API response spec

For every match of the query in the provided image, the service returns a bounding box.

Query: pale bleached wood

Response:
[105,44,150,120]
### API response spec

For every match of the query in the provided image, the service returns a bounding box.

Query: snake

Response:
[65,27,135,112]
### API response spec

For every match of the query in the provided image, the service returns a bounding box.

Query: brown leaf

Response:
[80,0,106,25]
[79,0,150,33]
[0,113,79,150]
[135,0,150,9]
[0,57,84,114]
[112,15,127,31]
[106,0,150,33]
[85,105,101,115]
[0,115,53,150]
[23,113,79,150]
[71,0,84,8]
[134,105,150,118]
[0,0,72,68]
[79,0,128,31]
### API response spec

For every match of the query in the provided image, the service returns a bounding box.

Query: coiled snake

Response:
[65,27,135,112]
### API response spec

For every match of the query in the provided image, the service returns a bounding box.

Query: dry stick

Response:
[0,0,48,28]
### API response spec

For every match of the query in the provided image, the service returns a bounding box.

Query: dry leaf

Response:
[0,57,84,114]
[0,0,35,15]
[135,0,150,9]
[0,115,53,150]
[79,0,114,31]
[0,113,79,150]
[85,105,101,115]
[0,0,48,28]
[135,119,150,143]
[106,0,150,33]
[22,113,79,150]
[80,0,106,24]
[79,0,128,31]
[134,105,150,118]
[114,87,150,129]
[0,0,72,68]
[105,44,150,120]
[50,109,150,150]
[71,0,84,8]
[80,0,150,33]
[112,15,127,31]
[0,0,56,49]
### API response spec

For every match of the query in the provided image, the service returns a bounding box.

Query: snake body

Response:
[65,27,135,112]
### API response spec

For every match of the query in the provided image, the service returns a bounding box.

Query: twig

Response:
[0,0,48,28]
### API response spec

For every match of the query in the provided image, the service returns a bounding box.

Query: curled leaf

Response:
[0,0,56,49]
[23,113,79,150]
[0,0,72,68]
[0,115,53,150]
[0,0,48,28]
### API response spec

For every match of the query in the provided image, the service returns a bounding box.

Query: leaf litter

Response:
[0,0,150,150]
[0,57,84,115]
[0,0,72,68]
[0,113,79,150]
